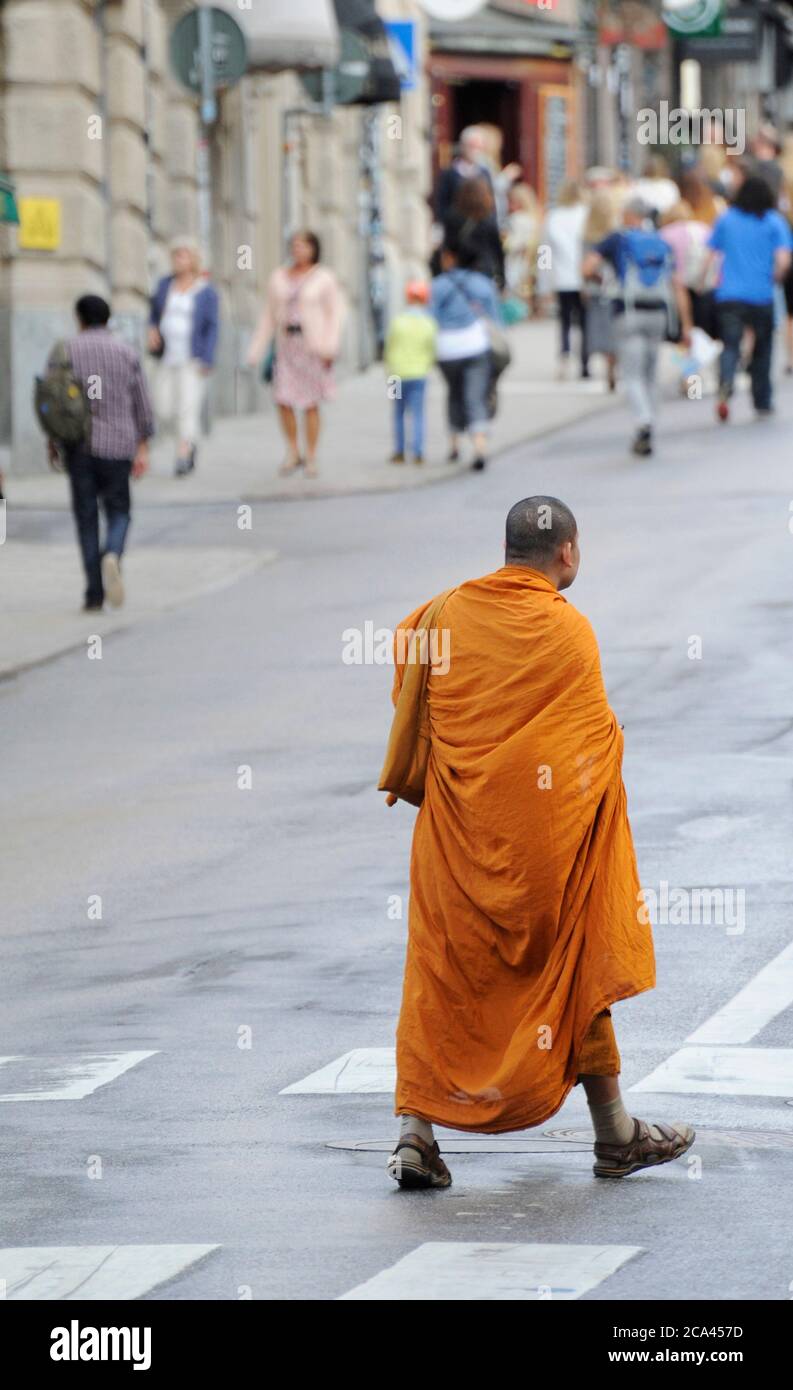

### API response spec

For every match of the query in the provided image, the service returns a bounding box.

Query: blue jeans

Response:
[717,300,774,410]
[66,449,133,605]
[393,377,427,456]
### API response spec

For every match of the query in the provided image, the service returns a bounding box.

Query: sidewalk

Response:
[0,543,276,679]
[4,319,617,508]
[0,317,622,679]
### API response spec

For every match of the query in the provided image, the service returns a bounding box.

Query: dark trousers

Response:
[66,449,133,605]
[717,300,775,410]
[557,290,589,371]
[438,352,492,435]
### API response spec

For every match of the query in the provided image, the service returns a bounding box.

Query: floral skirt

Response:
[274,330,335,409]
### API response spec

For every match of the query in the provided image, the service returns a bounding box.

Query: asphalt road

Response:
[2,378,793,1302]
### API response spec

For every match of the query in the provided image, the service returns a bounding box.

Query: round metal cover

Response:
[545,1126,793,1151]
[170,7,248,94]
[327,1137,592,1154]
[300,28,369,106]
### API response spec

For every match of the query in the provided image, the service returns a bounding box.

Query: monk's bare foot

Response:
[387,1133,452,1189]
[593,1118,695,1179]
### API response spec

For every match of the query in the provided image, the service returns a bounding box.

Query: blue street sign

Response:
[384,20,417,92]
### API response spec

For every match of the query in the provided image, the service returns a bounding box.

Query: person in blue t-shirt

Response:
[583,197,691,457]
[708,176,793,421]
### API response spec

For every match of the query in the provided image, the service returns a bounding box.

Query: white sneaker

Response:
[101,552,124,608]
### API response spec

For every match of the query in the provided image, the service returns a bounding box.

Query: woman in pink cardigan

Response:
[247,231,345,477]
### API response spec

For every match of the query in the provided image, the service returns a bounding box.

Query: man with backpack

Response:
[39,295,153,610]
[583,197,691,457]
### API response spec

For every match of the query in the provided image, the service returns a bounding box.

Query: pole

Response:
[197,2,216,267]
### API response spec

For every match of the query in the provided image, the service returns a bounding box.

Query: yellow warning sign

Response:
[18,197,61,250]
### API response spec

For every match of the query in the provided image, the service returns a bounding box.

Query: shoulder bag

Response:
[378,588,456,808]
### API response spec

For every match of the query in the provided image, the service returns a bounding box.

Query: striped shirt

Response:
[55,328,154,460]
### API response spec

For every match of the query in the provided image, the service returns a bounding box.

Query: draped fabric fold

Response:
[391,565,655,1133]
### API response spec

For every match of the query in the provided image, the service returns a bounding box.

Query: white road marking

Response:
[0,1245,218,1300]
[686,940,793,1044]
[630,939,793,1098]
[281,1048,395,1093]
[293,940,793,1102]
[0,1052,158,1102]
[631,1046,793,1097]
[338,1242,642,1301]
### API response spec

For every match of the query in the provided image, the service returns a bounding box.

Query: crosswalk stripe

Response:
[281,1048,395,1094]
[0,1052,158,1102]
[631,939,793,1098]
[686,940,793,1045]
[630,1045,793,1097]
[337,1242,642,1301]
[288,936,793,1103]
[0,1244,218,1300]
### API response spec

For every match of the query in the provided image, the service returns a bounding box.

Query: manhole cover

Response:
[545,1126,793,1151]
[327,1137,591,1154]
[328,1127,793,1155]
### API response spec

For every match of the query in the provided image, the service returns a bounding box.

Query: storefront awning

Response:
[332,0,401,104]
[236,0,341,72]
[429,0,579,56]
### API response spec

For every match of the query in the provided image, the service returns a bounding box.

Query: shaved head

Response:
[505,496,578,575]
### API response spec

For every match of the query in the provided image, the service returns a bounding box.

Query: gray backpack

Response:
[34,340,91,446]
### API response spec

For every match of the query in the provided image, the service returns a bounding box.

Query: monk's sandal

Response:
[387,1133,452,1189]
[593,1118,695,1179]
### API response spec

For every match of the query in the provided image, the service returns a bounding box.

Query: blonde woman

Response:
[504,183,542,307]
[148,237,219,476]
[247,231,345,478]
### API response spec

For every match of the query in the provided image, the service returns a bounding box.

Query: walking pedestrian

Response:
[707,176,793,422]
[747,124,784,204]
[633,154,681,221]
[677,168,725,227]
[380,497,695,1189]
[247,231,345,479]
[430,242,501,472]
[540,179,590,378]
[504,183,542,312]
[582,187,621,392]
[43,295,153,611]
[384,281,436,466]
[476,123,522,229]
[584,197,691,456]
[148,237,219,476]
[434,126,494,226]
[442,176,505,289]
[660,200,718,336]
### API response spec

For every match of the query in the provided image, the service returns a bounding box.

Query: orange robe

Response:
[392,566,655,1133]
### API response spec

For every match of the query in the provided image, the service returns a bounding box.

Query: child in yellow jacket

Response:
[384,282,436,464]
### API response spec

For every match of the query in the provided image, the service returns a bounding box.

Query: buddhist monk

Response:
[385,497,694,1187]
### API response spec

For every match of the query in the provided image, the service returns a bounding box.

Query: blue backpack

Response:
[621,229,677,331]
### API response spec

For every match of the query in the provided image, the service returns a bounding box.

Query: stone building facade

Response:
[0,0,431,473]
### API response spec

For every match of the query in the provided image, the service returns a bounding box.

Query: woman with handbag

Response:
[246,231,345,478]
[148,237,219,477]
[430,240,503,473]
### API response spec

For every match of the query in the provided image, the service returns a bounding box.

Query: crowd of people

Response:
[30,121,793,610]
[375,120,793,464]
